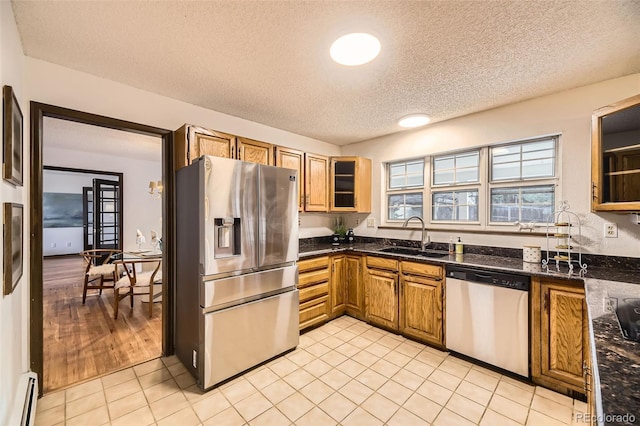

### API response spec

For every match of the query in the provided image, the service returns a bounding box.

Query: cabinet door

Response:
[238,137,274,165]
[331,256,346,315]
[345,255,363,317]
[305,153,329,212]
[400,274,443,347]
[365,269,398,330]
[330,157,371,213]
[175,124,236,170]
[532,278,589,395]
[194,132,236,160]
[275,147,304,211]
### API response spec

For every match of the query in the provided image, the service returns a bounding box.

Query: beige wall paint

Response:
[342,74,640,258]
[25,57,341,237]
[0,1,27,423]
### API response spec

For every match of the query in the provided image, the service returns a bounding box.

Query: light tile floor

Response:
[35,317,589,426]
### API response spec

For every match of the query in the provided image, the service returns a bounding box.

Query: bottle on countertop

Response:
[455,237,464,254]
[448,237,454,254]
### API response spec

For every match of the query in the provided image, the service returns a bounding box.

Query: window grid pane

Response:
[389,160,424,189]
[490,185,554,223]
[432,190,478,221]
[388,193,423,220]
[491,139,556,181]
[433,150,480,186]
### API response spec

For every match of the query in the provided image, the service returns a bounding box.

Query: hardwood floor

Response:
[43,256,162,393]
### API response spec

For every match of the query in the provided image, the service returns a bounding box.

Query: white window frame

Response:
[385,158,426,223]
[487,136,560,226]
[381,135,560,229]
[428,148,482,225]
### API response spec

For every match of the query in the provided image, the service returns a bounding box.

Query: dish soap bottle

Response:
[455,237,464,254]
[448,237,454,254]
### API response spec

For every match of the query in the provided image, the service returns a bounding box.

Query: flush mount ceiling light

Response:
[398,114,431,128]
[330,33,381,66]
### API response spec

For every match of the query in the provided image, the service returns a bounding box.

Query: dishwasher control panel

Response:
[446,266,530,291]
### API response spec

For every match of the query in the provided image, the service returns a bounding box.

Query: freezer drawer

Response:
[201,265,298,311]
[200,289,299,389]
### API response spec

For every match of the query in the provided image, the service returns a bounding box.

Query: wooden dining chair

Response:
[113,258,162,319]
[80,249,122,304]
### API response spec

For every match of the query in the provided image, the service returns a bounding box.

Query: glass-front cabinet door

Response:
[592,94,640,212]
[330,157,371,213]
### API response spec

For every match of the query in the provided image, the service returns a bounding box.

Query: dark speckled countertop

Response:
[300,242,640,425]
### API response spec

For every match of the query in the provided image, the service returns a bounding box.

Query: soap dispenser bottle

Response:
[448,237,454,254]
[455,237,464,254]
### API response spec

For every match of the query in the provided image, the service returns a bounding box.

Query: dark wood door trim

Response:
[30,102,175,395]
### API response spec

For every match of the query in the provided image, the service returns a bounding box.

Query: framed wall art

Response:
[3,85,23,186]
[4,203,23,295]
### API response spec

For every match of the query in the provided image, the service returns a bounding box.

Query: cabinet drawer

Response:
[299,269,329,288]
[366,256,398,271]
[298,256,330,273]
[401,261,442,279]
[300,296,329,330]
[299,282,329,303]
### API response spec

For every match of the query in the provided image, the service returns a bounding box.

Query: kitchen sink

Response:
[379,247,449,258]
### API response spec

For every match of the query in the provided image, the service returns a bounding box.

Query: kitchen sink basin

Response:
[379,247,449,258]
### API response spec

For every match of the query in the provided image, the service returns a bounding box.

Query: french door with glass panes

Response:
[83,179,122,258]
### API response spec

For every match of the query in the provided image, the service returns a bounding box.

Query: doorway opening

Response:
[30,103,174,395]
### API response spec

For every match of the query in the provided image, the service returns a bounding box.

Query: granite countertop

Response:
[300,242,640,425]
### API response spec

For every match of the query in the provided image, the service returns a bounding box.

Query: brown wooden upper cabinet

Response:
[237,137,274,166]
[275,147,304,211]
[174,124,236,170]
[591,94,640,212]
[305,153,330,212]
[330,156,371,213]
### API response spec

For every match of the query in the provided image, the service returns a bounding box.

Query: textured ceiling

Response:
[12,1,640,145]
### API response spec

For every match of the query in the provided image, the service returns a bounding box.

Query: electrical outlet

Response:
[66,242,72,247]
[367,218,375,227]
[604,297,617,313]
[604,222,618,238]
[355,218,360,225]
[50,243,56,248]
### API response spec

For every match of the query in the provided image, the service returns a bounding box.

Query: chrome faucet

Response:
[402,215,430,251]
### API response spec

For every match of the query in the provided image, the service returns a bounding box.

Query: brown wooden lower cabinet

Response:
[298,256,330,331]
[330,255,347,316]
[364,257,399,330]
[399,261,444,348]
[345,255,364,319]
[531,276,589,397]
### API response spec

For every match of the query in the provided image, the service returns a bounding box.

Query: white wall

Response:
[342,74,640,257]
[42,169,128,256]
[25,57,341,237]
[0,2,27,424]
[44,148,163,252]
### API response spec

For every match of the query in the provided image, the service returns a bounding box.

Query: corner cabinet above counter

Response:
[330,156,371,213]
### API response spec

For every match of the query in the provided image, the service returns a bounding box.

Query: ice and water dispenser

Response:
[214,217,241,258]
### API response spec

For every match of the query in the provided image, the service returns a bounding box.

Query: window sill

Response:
[377,225,546,237]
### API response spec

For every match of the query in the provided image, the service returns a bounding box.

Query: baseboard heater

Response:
[9,372,38,426]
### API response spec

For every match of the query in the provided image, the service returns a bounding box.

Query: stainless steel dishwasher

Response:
[445,265,530,377]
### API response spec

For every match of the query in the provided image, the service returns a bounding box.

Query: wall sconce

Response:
[149,180,163,198]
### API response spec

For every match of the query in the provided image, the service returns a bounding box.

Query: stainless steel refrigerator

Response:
[175,155,299,390]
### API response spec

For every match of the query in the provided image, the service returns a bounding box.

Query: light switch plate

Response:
[367,218,375,227]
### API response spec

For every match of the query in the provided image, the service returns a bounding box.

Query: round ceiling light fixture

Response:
[330,33,381,66]
[398,114,431,128]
